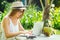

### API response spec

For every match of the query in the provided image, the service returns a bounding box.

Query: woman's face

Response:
[15,9,24,18]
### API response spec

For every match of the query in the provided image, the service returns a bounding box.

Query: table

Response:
[16,34,60,40]
[33,34,60,40]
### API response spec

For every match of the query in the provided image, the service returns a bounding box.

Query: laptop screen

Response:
[32,21,44,36]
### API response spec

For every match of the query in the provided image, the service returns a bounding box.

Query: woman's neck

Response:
[9,16,19,25]
[9,16,18,20]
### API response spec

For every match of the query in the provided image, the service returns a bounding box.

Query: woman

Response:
[2,1,32,40]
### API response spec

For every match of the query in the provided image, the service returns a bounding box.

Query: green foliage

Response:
[53,0,60,7]
[50,7,60,30]
[0,4,43,29]
[0,1,11,22]
[56,30,60,35]
[20,5,43,29]
[0,2,60,30]
[0,13,2,22]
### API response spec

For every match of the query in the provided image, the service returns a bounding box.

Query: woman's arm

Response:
[18,20,32,35]
[18,20,25,31]
[2,18,26,38]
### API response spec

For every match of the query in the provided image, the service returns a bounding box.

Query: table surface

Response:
[17,34,60,40]
[33,34,60,40]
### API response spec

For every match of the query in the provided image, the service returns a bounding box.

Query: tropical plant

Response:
[20,5,43,29]
[50,7,60,30]
[0,1,11,22]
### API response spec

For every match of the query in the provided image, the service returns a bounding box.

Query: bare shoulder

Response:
[2,17,10,27]
[3,17,9,22]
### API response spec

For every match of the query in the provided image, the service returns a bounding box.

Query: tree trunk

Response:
[43,0,50,27]
[28,0,32,5]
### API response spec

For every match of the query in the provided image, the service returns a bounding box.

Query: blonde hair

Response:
[9,9,20,16]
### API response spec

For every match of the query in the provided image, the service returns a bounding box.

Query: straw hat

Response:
[11,1,26,10]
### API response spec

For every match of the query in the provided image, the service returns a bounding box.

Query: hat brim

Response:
[12,6,26,10]
[19,7,26,10]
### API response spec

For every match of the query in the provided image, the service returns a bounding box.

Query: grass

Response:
[56,30,60,35]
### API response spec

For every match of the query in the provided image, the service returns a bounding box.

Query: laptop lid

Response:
[32,21,44,36]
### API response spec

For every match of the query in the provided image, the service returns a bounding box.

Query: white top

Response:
[1,17,20,40]
[9,18,19,32]
[6,17,20,40]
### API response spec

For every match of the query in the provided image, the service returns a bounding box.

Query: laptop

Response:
[32,21,44,36]
[17,21,44,39]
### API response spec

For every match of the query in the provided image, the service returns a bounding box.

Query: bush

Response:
[0,4,43,29]
[1,2,60,30]
[0,1,11,22]
[20,5,43,29]
[2,3,60,30]
[50,7,60,30]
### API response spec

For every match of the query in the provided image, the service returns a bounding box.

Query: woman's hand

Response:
[27,31,32,35]
[25,30,32,35]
